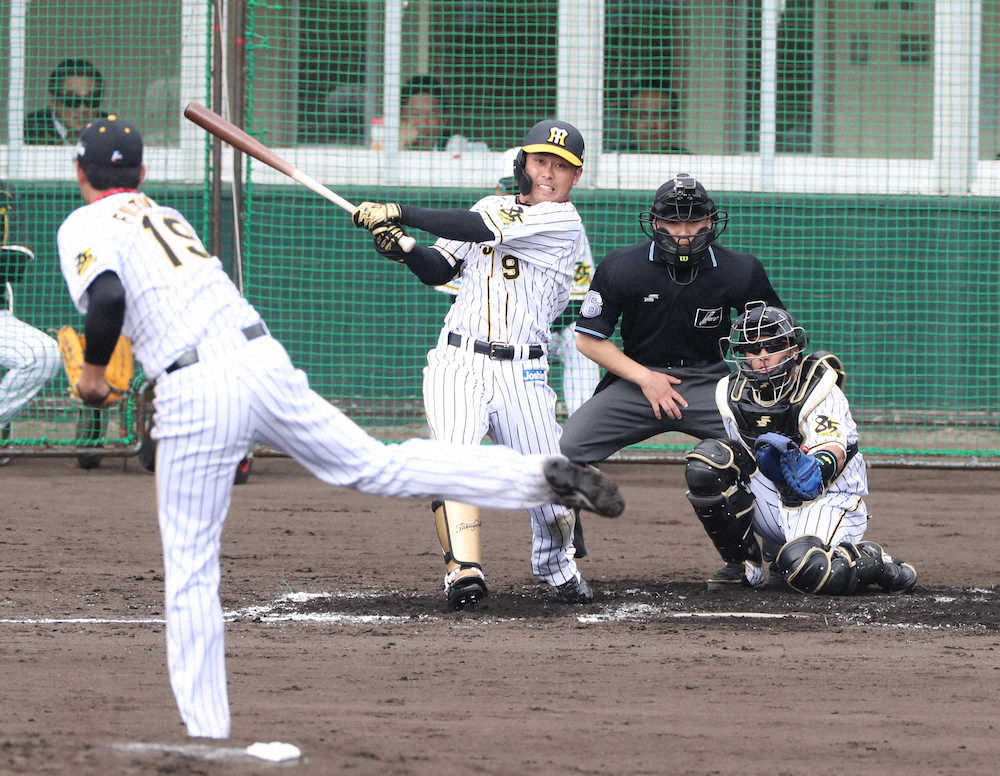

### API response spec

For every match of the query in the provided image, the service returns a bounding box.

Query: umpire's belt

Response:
[659,358,720,369]
[165,322,268,374]
[447,331,543,360]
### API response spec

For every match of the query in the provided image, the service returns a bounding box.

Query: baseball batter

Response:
[57,117,623,739]
[1,184,61,450]
[435,165,600,416]
[684,302,917,594]
[353,120,598,608]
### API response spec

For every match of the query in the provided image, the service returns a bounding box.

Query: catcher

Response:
[1,184,61,462]
[684,301,917,595]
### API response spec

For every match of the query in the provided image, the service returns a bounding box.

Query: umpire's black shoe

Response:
[445,573,489,611]
[570,511,587,559]
[544,458,624,518]
[707,561,766,591]
[553,573,594,604]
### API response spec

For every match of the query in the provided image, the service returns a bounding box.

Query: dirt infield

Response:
[2,457,997,775]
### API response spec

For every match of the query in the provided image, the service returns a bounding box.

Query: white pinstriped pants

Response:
[0,311,60,425]
[422,341,578,587]
[153,333,562,738]
[747,470,870,548]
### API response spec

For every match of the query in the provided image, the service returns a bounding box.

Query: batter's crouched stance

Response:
[58,117,623,739]
[684,303,916,595]
[353,120,603,609]
[560,174,783,585]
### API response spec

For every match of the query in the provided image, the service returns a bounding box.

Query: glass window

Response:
[981,0,1000,160]
[802,0,934,158]
[399,0,557,151]
[22,0,182,147]
[604,0,758,155]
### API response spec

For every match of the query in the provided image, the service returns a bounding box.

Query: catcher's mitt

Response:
[57,325,134,408]
[753,432,823,506]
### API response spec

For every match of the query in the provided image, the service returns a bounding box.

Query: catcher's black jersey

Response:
[575,240,782,366]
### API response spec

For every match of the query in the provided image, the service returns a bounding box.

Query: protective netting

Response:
[3,1,999,464]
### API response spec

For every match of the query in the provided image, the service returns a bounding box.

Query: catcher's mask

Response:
[639,173,728,285]
[513,119,584,196]
[722,301,807,403]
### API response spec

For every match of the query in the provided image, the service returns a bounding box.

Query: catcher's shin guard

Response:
[774,536,885,594]
[432,500,487,609]
[685,439,762,569]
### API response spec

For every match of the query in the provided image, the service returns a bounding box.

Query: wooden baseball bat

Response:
[183,102,415,252]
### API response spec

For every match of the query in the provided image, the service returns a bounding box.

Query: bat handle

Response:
[398,235,416,253]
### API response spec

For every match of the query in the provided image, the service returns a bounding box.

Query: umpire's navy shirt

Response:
[575,241,783,366]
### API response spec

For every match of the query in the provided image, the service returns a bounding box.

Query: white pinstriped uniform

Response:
[0,311,60,425]
[58,192,580,739]
[425,193,584,585]
[717,375,870,548]
[435,222,599,414]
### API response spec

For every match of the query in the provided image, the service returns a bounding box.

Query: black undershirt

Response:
[83,270,126,365]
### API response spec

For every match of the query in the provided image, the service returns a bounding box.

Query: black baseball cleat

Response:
[544,458,624,518]
[879,560,918,593]
[445,575,489,611]
[553,573,594,604]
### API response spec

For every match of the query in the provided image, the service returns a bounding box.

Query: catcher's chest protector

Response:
[727,352,844,449]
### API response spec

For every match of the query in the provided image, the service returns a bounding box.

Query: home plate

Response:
[114,740,302,763]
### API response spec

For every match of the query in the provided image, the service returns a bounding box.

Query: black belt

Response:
[165,322,267,374]
[447,331,543,361]
[659,358,720,369]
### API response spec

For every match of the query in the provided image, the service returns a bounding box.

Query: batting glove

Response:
[352,201,402,230]
[372,223,409,263]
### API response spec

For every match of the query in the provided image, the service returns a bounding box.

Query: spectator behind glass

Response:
[399,75,488,153]
[400,75,451,150]
[610,78,690,155]
[24,59,105,145]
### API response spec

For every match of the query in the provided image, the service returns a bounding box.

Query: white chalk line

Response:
[0,591,804,626]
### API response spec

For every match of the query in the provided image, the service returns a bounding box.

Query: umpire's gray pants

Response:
[560,364,730,464]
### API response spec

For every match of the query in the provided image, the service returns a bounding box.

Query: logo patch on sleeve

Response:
[694,307,724,328]
[580,290,603,318]
[75,249,95,275]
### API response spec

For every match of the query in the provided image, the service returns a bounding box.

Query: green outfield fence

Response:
[3,1,999,466]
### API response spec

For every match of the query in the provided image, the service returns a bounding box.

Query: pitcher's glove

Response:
[753,432,823,506]
[57,326,134,408]
[371,222,409,263]
[352,201,402,231]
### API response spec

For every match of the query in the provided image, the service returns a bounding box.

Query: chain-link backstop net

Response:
[3,1,999,465]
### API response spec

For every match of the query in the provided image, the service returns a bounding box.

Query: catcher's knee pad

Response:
[432,500,482,575]
[775,536,883,595]
[685,439,761,565]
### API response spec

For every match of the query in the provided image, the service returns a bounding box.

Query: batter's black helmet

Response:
[722,302,807,403]
[638,173,729,285]
[513,119,584,195]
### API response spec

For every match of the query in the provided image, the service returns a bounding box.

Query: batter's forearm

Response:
[403,245,459,286]
[399,205,493,242]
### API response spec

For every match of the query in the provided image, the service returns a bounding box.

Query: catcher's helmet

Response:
[638,173,729,285]
[722,302,807,403]
[513,119,584,195]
